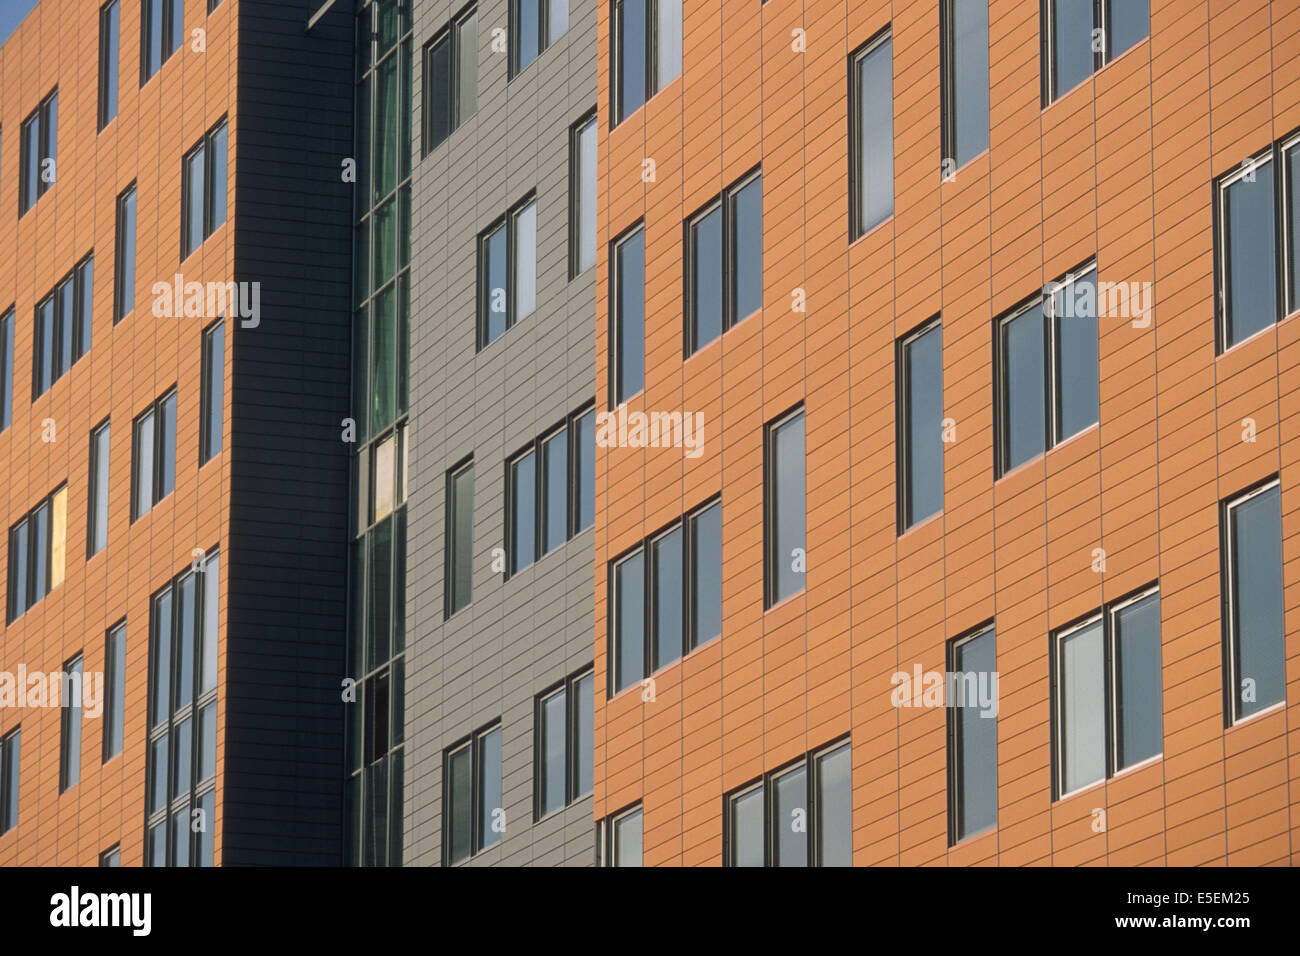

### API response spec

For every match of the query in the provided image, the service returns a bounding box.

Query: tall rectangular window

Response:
[572,408,595,534]
[765,409,805,608]
[6,485,67,624]
[686,171,763,354]
[508,449,537,575]
[1042,0,1149,104]
[940,0,989,172]
[1217,152,1277,350]
[19,89,57,217]
[141,0,183,84]
[444,723,502,864]
[1223,482,1284,723]
[540,428,567,554]
[996,263,1098,476]
[146,551,220,866]
[104,622,126,762]
[200,319,225,464]
[724,740,851,866]
[511,0,568,77]
[949,627,997,841]
[611,226,645,404]
[32,255,93,399]
[98,2,120,131]
[88,420,111,557]
[850,33,892,239]
[59,655,84,793]
[445,460,474,617]
[505,403,595,576]
[477,196,537,349]
[570,113,598,277]
[609,499,721,696]
[182,120,229,259]
[0,729,18,835]
[1052,587,1162,797]
[132,390,178,521]
[423,6,477,156]
[535,667,594,819]
[115,184,137,322]
[597,805,644,866]
[0,308,12,432]
[898,320,943,531]
[612,0,681,125]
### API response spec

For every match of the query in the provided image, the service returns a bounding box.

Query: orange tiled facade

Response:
[592,0,1300,866]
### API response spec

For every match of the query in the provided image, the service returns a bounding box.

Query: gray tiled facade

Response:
[405,0,598,865]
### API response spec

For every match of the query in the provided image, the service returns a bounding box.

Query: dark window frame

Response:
[595,802,643,866]
[442,721,502,865]
[1049,584,1162,800]
[685,167,763,355]
[88,417,111,558]
[476,193,538,351]
[606,496,722,698]
[848,29,892,241]
[181,119,229,260]
[32,253,93,400]
[98,1,120,132]
[199,318,225,465]
[131,388,178,522]
[0,728,19,835]
[896,316,943,533]
[610,0,681,127]
[1040,0,1149,106]
[59,654,84,793]
[444,457,475,619]
[569,109,599,279]
[140,0,183,86]
[723,737,852,867]
[763,405,806,609]
[946,624,997,843]
[533,665,595,821]
[609,221,646,407]
[510,0,566,79]
[114,183,137,323]
[19,88,58,217]
[994,260,1099,478]
[0,307,13,433]
[144,548,220,867]
[6,484,67,625]
[103,620,126,763]
[939,0,990,174]
[421,3,478,157]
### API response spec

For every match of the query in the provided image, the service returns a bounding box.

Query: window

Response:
[141,0,183,84]
[1041,0,1149,104]
[725,740,852,867]
[146,550,220,866]
[423,5,477,155]
[596,804,643,866]
[535,668,594,818]
[59,655,84,793]
[104,622,126,762]
[506,405,597,575]
[612,0,681,125]
[132,390,178,521]
[898,320,943,531]
[570,112,597,277]
[940,0,989,172]
[477,196,537,349]
[0,729,18,835]
[1215,134,1300,351]
[765,408,805,608]
[6,485,67,624]
[1052,587,1161,798]
[100,846,121,867]
[850,32,892,239]
[686,170,763,354]
[445,460,474,618]
[88,420,111,558]
[98,2,120,131]
[995,263,1099,476]
[444,723,502,864]
[1222,481,1284,723]
[948,627,997,841]
[511,0,567,76]
[114,184,137,322]
[357,422,409,530]
[611,225,645,405]
[1,308,12,432]
[200,319,225,464]
[182,120,229,259]
[609,499,722,696]
[19,89,57,216]
[32,255,93,399]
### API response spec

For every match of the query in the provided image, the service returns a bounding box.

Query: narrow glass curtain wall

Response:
[346,0,412,868]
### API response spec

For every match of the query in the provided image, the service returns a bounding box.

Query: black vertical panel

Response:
[226,0,355,865]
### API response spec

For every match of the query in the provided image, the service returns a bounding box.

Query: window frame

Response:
[6,484,68,625]
[476,193,538,351]
[533,666,595,821]
[723,738,852,867]
[59,654,84,793]
[939,0,990,174]
[1050,584,1162,800]
[610,222,646,407]
[0,728,19,835]
[946,624,998,844]
[1221,478,1285,726]
[764,406,806,609]
[181,120,229,260]
[98,1,120,132]
[848,29,893,241]
[596,802,644,866]
[510,0,566,78]
[88,418,111,558]
[131,389,178,522]
[569,109,598,279]
[141,0,183,86]
[685,167,763,355]
[422,3,478,157]
[444,457,475,619]
[896,316,944,533]
[200,318,225,465]
[114,183,137,323]
[442,721,503,865]
[1040,0,1149,105]
[0,307,12,433]
[607,496,723,698]
[104,620,127,763]
[19,88,58,217]
[32,254,93,400]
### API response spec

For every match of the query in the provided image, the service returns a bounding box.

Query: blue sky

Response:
[0,0,41,49]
